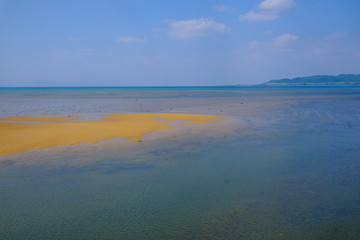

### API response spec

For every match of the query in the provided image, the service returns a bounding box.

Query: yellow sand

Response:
[0,113,229,157]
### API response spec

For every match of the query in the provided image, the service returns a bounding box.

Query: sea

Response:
[1,86,360,239]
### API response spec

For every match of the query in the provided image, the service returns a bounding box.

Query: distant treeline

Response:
[261,74,360,86]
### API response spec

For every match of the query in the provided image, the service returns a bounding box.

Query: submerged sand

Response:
[0,113,229,157]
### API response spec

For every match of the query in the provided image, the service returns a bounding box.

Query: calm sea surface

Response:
[1,87,360,239]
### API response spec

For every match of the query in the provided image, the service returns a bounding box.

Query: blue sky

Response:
[1,0,359,86]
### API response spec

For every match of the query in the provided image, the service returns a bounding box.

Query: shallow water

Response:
[1,87,360,239]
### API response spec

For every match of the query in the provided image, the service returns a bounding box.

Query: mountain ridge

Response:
[260,74,360,86]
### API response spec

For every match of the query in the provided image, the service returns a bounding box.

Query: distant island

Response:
[260,74,360,86]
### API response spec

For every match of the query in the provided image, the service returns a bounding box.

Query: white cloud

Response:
[239,11,278,22]
[115,37,147,43]
[258,0,296,11]
[244,33,298,52]
[263,30,273,35]
[248,41,260,48]
[166,18,231,39]
[212,5,228,12]
[274,33,298,45]
[325,32,348,41]
[239,0,295,22]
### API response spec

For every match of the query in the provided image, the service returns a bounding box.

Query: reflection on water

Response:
[1,87,360,239]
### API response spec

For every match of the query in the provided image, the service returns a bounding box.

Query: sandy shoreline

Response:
[0,113,230,157]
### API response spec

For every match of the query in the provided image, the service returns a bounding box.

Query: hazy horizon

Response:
[1,73,360,88]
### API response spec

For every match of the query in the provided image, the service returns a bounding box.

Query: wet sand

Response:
[0,113,229,157]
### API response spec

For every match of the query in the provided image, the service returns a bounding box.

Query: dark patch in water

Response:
[103,163,154,174]
[54,161,154,175]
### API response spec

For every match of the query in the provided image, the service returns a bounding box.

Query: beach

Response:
[1,87,360,239]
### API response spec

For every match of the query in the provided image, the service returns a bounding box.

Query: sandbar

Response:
[0,113,230,157]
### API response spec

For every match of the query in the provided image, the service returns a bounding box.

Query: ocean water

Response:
[1,87,360,239]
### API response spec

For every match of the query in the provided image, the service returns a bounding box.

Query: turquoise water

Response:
[1,87,360,239]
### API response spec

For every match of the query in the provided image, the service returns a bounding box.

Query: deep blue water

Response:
[1,87,360,239]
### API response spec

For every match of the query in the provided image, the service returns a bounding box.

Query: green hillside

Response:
[262,74,360,86]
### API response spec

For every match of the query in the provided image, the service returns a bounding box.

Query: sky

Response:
[0,0,359,87]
